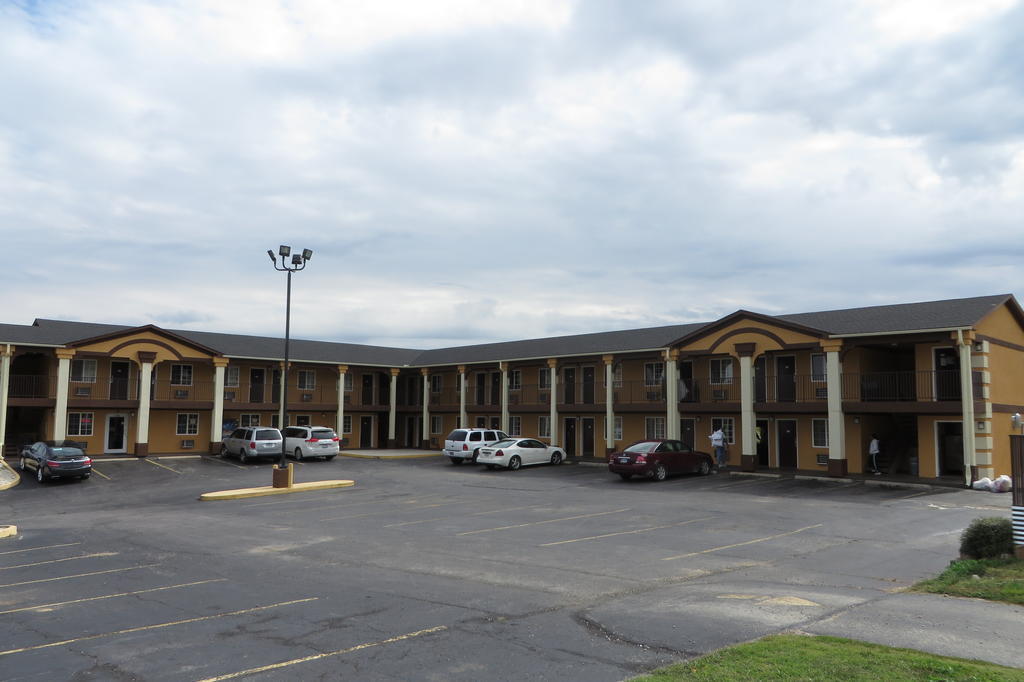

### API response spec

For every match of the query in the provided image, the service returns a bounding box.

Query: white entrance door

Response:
[105,414,128,453]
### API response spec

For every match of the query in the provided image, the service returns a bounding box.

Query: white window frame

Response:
[645,416,666,440]
[71,359,97,383]
[538,415,551,438]
[711,417,735,444]
[176,413,199,436]
[67,412,94,437]
[710,358,733,385]
[538,369,551,390]
[430,415,442,434]
[614,416,623,441]
[343,415,353,434]
[240,414,260,427]
[297,369,316,390]
[509,370,522,391]
[812,418,829,448]
[612,363,623,389]
[810,353,826,383]
[225,366,240,387]
[644,362,665,387]
[509,415,521,435]
[170,364,193,386]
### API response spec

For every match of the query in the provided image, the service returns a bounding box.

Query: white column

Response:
[337,365,347,443]
[137,359,153,453]
[826,348,845,469]
[388,369,399,445]
[500,363,510,433]
[959,332,976,485]
[421,369,430,446]
[548,361,558,446]
[459,367,467,428]
[211,361,226,452]
[604,355,614,453]
[665,353,679,439]
[739,354,755,462]
[0,346,12,457]
[54,351,73,441]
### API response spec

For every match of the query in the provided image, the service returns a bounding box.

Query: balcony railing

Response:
[842,370,966,402]
[9,375,56,399]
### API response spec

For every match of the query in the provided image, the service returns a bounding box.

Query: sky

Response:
[1,0,1023,349]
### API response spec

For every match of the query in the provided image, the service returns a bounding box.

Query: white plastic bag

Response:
[990,475,1012,493]
[972,477,991,490]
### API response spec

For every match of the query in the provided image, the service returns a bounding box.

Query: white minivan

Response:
[221,427,284,464]
[442,428,509,465]
[284,425,340,461]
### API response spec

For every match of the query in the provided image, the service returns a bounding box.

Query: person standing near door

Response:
[710,427,727,471]
[868,433,881,474]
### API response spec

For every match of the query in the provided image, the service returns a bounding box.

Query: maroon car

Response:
[608,439,714,481]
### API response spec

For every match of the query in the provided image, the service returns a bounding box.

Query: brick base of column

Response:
[421,439,432,450]
[741,454,756,472]
[135,443,149,457]
[970,465,980,486]
[387,438,397,448]
[209,441,221,455]
[828,459,848,477]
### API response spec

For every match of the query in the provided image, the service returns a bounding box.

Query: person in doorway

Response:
[710,427,727,471]
[868,433,881,474]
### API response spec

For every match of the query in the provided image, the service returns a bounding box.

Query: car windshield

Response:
[310,429,336,440]
[491,439,517,448]
[50,447,84,457]
[255,430,281,441]
[446,430,467,441]
[624,442,659,453]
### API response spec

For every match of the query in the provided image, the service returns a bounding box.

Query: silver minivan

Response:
[443,428,508,465]
[221,427,284,463]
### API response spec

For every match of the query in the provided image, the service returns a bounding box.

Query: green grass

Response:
[631,634,1024,681]
[913,558,1024,606]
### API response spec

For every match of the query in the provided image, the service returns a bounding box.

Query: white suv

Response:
[443,428,509,465]
[221,427,284,464]
[284,425,340,461]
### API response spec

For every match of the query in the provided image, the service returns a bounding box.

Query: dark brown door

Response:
[272,369,281,403]
[938,421,964,475]
[680,418,695,449]
[490,372,501,406]
[756,419,769,466]
[475,372,487,406]
[564,418,577,458]
[360,416,373,447]
[776,356,796,402]
[106,415,125,451]
[680,362,695,402]
[362,374,374,405]
[582,367,595,404]
[563,368,576,404]
[934,348,961,400]
[250,369,265,403]
[778,419,797,468]
[581,417,595,457]
[109,361,129,400]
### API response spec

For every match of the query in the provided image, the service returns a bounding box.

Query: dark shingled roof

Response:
[0,294,1015,366]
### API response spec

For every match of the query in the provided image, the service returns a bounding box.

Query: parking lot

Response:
[1,455,1014,680]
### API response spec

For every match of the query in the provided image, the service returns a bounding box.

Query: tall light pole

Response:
[268,245,312,470]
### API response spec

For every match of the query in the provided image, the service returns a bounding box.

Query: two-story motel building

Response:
[2,293,1023,485]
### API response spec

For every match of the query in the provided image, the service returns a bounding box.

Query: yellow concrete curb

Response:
[0,525,16,539]
[339,452,442,460]
[0,459,21,491]
[199,479,355,501]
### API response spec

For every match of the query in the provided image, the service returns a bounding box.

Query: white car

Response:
[477,438,567,471]
[284,425,340,461]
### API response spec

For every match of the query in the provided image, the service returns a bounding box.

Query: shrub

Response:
[959,517,1013,559]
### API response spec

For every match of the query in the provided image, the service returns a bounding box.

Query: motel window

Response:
[176,413,199,436]
[613,416,623,441]
[343,415,352,434]
[644,363,665,387]
[711,417,735,444]
[811,354,826,382]
[430,375,442,394]
[298,370,316,390]
[612,363,623,389]
[538,415,551,438]
[509,370,522,391]
[539,369,551,390]
[240,414,260,427]
[171,364,193,386]
[710,358,733,385]
[296,415,311,426]
[645,416,666,440]
[509,415,521,435]
[67,412,94,437]
[430,415,442,434]
[225,366,240,387]
[812,419,829,448]
[70,359,97,383]
[342,373,353,391]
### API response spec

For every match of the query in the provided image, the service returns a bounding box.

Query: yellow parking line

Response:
[205,456,246,470]
[0,563,159,589]
[145,458,182,474]
[0,597,317,657]
[0,542,81,556]
[540,517,713,547]
[1,552,118,571]
[90,468,111,480]
[196,625,447,682]
[457,509,629,536]
[661,524,823,561]
[0,579,227,615]
[385,504,543,528]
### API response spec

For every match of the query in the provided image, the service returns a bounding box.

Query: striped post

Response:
[1011,435,1024,559]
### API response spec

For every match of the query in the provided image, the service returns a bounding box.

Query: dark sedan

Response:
[608,439,714,481]
[19,441,92,483]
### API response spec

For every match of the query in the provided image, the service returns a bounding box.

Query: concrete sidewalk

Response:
[339,448,441,460]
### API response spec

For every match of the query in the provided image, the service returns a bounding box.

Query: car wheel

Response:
[19,456,26,471]
[220,444,229,457]
[698,458,711,476]
[80,473,91,480]
[618,473,632,481]
[36,466,46,483]
[294,448,303,462]
[508,456,521,471]
[550,451,563,465]
[238,450,249,464]
[651,463,667,481]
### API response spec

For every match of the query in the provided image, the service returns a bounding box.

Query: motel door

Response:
[563,368,576,405]
[250,369,265,403]
[776,356,796,402]
[581,417,595,458]
[756,419,770,466]
[934,348,961,401]
[564,418,577,458]
[106,414,127,453]
[110,361,130,400]
[582,367,595,404]
[359,416,373,448]
[680,418,696,450]
[777,419,797,469]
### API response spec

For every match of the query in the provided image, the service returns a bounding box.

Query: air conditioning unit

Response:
[224,391,236,401]
[815,387,828,399]
[74,387,91,397]
[180,439,195,449]
[302,393,313,402]
[712,389,728,400]
[646,390,661,401]
[174,389,189,399]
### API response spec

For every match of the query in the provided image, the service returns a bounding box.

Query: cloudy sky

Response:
[2,0,1023,348]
